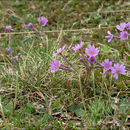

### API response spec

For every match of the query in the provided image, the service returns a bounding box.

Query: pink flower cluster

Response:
[85,45,99,64]
[102,59,126,79]
[50,42,126,80]
[50,46,72,73]
[105,22,130,42]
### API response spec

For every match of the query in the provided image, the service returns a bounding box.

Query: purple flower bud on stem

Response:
[28,23,33,28]
[80,58,84,62]
[28,23,39,33]
[7,48,11,53]
[18,53,21,57]
[96,65,100,68]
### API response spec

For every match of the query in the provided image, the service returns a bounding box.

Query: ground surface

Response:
[0,0,130,129]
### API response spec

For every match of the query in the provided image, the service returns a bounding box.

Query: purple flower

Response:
[116,23,126,31]
[28,23,33,28]
[111,63,126,79]
[105,31,114,42]
[88,56,96,64]
[8,53,12,58]
[120,31,128,40]
[102,59,112,70]
[72,41,84,51]
[50,59,61,73]
[6,26,12,31]
[18,53,21,57]
[53,46,65,57]
[126,22,130,30]
[7,48,11,53]
[85,45,99,57]
[37,17,48,26]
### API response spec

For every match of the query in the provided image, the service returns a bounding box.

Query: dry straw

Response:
[0,26,115,35]
[0,9,129,36]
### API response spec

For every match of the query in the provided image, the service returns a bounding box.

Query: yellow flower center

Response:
[90,52,94,54]
[56,66,58,69]
[117,69,120,73]
[106,65,109,68]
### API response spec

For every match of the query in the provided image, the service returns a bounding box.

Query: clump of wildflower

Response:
[105,31,114,42]
[116,23,126,31]
[88,56,96,64]
[6,48,21,67]
[72,41,84,51]
[6,25,12,31]
[53,46,65,57]
[50,59,61,73]
[120,31,128,40]
[111,63,126,79]
[105,22,130,42]
[85,45,99,57]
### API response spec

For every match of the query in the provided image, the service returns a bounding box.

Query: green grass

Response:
[0,0,130,129]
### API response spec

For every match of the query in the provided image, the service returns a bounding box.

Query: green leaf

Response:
[101,45,111,54]
[25,102,35,114]
[4,101,13,116]
[80,121,84,128]
[69,103,84,112]
[119,99,129,113]
[75,108,86,117]
[68,103,77,112]
[45,95,49,109]
[42,114,53,124]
